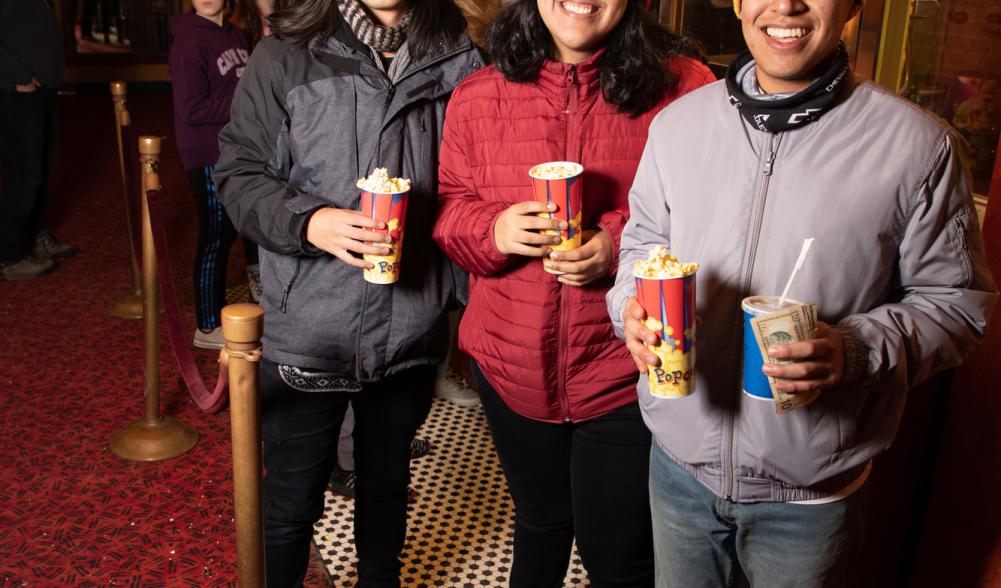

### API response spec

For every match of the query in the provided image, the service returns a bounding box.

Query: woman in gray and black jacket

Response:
[213,0,481,584]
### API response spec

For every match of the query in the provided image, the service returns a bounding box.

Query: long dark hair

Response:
[234,0,282,50]
[270,0,467,61]
[486,0,703,116]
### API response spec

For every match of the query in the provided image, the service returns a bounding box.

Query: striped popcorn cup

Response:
[633,270,697,398]
[360,189,409,284]
[529,162,583,275]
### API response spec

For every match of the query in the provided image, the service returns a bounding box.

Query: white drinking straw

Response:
[778,238,815,306]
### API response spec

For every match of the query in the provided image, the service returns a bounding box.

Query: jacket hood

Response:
[170,11,231,36]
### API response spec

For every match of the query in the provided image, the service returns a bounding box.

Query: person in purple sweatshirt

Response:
[168,0,255,349]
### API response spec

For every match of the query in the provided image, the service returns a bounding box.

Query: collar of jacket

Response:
[536,48,605,96]
[310,18,478,102]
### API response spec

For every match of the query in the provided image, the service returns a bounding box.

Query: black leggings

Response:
[473,363,655,587]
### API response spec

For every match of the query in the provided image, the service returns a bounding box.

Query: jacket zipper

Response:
[280,258,303,313]
[384,83,396,108]
[557,65,578,424]
[376,44,475,135]
[724,132,781,499]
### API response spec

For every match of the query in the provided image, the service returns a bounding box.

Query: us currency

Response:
[750,303,820,414]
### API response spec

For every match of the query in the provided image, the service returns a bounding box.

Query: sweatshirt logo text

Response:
[217,49,250,77]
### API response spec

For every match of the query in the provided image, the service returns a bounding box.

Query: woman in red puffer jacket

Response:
[432,0,714,584]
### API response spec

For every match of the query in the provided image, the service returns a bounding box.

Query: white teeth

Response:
[561,1,596,15]
[766,27,808,39]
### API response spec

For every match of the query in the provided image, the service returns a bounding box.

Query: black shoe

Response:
[32,230,77,259]
[329,466,357,498]
[410,437,431,460]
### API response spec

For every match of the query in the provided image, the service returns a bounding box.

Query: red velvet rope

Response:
[146,187,230,413]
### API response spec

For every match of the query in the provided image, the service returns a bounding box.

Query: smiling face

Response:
[741,0,861,93]
[537,0,628,64]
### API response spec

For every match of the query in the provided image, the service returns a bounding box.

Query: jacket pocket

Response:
[262,251,302,314]
[280,258,303,314]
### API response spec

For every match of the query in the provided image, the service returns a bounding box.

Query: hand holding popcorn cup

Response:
[358,168,410,284]
[529,162,583,274]
[632,246,698,398]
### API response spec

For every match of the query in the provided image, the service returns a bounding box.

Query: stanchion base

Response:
[108,290,144,319]
[109,416,199,462]
[108,290,165,319]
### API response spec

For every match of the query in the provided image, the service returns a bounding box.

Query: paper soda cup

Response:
[741,295,802,400]
[529,162,583,275]
[634,270,697,398]
[360,189,408,284]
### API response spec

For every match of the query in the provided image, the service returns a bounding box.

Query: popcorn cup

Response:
[529,161,583,275]
[360,189,408,284]
[633,270,697,398]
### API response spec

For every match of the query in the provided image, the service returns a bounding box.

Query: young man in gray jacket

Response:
[606,0,997,585]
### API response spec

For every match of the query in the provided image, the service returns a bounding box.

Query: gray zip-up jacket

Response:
[607,78,997,502]
[215,24,482,379]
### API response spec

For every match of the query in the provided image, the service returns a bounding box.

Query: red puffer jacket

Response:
[434,54,714,423]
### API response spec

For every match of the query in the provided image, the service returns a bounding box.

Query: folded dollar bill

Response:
[749,303,819,414]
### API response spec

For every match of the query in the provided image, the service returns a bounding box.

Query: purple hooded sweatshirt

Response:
[168,12,249,169]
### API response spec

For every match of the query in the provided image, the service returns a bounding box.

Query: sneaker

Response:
[328,466,417,503]
[193,327,225,349]
[32,230,77,259]
[434,369,480,407]
[0,257,56,281]
[329,465,357,498]
[247,264,262,303]
[410,437,431,459]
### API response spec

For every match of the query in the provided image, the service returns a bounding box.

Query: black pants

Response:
[473,364,655,587]
[0,87,57,263]
[260,361,435,588]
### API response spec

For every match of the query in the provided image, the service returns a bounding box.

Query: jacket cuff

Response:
[482,205,513,270]
[292,208,326,257]
[833,322,869,387]
[596,213,625,279]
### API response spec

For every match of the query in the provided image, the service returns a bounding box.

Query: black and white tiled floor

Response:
[312,397,590,587]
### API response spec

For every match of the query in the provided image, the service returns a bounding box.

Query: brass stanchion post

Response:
[107,81,144,319]
[223,303,266,587]
[109,136,199,462]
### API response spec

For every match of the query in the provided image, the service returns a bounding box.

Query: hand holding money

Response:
[761,321,845,404]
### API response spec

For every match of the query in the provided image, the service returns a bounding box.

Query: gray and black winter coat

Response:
[214,20,482,380]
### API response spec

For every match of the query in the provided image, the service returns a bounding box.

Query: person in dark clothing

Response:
[168,0,257,348]
[213,0,477,584]
[0,0,77,281]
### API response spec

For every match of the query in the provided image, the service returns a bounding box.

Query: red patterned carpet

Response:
[0,91,329,586]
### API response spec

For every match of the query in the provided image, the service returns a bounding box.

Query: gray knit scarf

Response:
[336,0,412,53]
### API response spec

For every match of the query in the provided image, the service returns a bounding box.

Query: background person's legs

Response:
[187,165,236,345]
[0,88,57,279]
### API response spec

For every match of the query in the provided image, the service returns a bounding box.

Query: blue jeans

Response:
[649,443,865,588]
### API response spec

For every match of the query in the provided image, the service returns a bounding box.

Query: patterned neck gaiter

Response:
[725,43,852,133]
[335,0,412,53]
